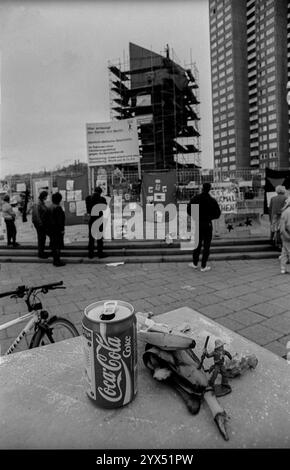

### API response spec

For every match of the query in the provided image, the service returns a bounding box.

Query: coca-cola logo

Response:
[95,331,132,403]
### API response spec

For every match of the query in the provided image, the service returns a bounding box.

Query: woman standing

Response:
[2,194,19,247]
[279,197,290,274]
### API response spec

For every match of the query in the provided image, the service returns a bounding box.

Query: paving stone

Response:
[275,284,290,294]
[264,341,287,358]
[41,296,62,307]
[269,296,290,310]
[239,324,282,346]
[228,310,265,326]
[145,296,165,307]
[214,289,237,300]
[67,311,83,325]
[235,293,268,307]
[256,288,287,300]
[0,329,8,340]
[132,299,155,313]
[262,313,290,335]
[124,290,147,301]
[249,302,287,317]
[54,302,80,315]
[0,338,15,355]
[221,298,253,312]
[194,293,226,306]
[216,316,244,332]
[197,303,235,319]
[230,285,256,296]
[3,302,26,315]
[278,334,290,346]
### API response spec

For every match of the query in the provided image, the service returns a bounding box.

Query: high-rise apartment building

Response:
[209,0,289,172]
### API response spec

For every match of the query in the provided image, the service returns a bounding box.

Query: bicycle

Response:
[0,281,79,356]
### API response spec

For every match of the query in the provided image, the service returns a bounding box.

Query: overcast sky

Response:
[0,0,213,178]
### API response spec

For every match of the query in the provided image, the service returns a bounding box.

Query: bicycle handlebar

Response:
[0,281,64,299]
[0,288,23,299]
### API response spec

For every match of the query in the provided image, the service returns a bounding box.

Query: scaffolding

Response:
[108,43,201,174]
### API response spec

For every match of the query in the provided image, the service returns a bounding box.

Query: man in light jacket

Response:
[279,197,290,274]
[269,185,287,248]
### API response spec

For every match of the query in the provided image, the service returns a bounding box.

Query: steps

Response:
[0,237,279,264]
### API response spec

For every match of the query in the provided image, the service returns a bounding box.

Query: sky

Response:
[0,0,213,178]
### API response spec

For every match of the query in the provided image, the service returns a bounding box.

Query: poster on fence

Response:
[264,168,290,213]
[55,174,89,225]
[33,179,51,200]
[211,188,237,214]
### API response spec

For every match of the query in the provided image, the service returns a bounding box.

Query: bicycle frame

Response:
[0,311,39,356]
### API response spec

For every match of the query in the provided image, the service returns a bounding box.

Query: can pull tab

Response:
[100,301,118,321]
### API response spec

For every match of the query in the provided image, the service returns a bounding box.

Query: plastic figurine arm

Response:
[225,350,232,360]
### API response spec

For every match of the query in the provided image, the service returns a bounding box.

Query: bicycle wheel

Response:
[30,316,79,348]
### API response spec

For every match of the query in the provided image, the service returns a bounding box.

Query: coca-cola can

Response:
[82,299,137,408]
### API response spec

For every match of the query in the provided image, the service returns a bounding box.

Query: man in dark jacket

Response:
[187,182,221,272]
[85,186,107,259]
[47,192,66,267]
[32,190,49,258]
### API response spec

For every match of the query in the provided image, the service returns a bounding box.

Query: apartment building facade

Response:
[209,0,289,172]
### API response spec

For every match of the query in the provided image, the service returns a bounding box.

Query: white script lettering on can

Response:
[123,336,131,358]
[95,333,123,403]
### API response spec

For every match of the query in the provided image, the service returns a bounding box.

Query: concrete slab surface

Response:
[0,307,289,449]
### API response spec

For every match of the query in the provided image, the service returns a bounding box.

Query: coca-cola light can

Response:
[82,299,137,408]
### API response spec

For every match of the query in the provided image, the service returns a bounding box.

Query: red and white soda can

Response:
[82,300,137,408]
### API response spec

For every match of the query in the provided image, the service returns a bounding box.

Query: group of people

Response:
[269,185,290,274]
[1,185,108,266]
[32,191,66,267]
[32,186,107,265]
[4,181,290,274]
[189,182,290,275]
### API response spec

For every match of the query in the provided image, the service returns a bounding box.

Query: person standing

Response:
[279,197,290,274]
[47,192,66,267]
[85,186,107,259]
[269,185,287,249]
[187,182,221,272]
[2,194,19,247]
[32,190,49,258]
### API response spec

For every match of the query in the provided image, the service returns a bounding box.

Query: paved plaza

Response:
[0,258,289,359]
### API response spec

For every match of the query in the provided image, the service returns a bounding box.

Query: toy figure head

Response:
[215,339,225,350]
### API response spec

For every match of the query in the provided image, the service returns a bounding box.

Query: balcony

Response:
[248,60,257,69]
[250,141,259,148]
[249,97,258,105]
[248,51,257,61]
[247,24,256,35]
[247,5,255,17]
[250,158,260,166]
[250,132,259,139]
[247,0,255,8]
[249,88,257,96]
[249,78,257,86]
[246,15,255,27]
